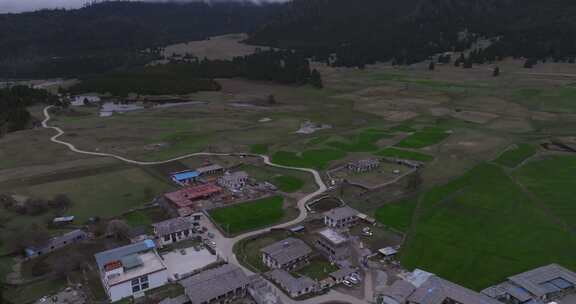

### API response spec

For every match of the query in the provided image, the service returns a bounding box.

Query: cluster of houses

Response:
[162,163,274,217]
[379,264,576,304]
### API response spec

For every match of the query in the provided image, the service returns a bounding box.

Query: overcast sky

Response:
[0,0,283,13]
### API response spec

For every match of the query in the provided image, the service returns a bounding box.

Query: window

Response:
[140,276,148,283]
[132,285,140,293]
[131,279,140,286]
[132,276,149,293]
[141,283,149,290]
[164,235,170,241]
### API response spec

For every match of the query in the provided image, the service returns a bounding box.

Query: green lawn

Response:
[494,144,537,168]
[250,144,269,154]
[296,257,338,280]
[209,196,285,234]
[273,176,305,193]
[401,163,576,290]
[374,198,418,232]
[326,129,390,152]
[513,87,576,113]
[13,168,175,222]
[271,149,346,169]
[395,127,450,149]
[122,207,169,228]
[514,155,576,230]
[378,148,434,162]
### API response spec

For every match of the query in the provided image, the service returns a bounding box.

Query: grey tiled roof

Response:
[268,269,317,295]
[323,206,358,221]
[181,264,250,304]
[508,264,576,297]
[196,164,223,174]
[260,238,312,265]
[381,280,416,303]
[152,217,194,236]
[408,276,501,304]
[31,229,87,252]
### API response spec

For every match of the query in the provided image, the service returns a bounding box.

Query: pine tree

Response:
[428,61,435,71]
[309,69,323,89]
[492,66,500,77]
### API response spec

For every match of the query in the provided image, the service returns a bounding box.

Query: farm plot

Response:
[377,148,434,162]
[494,144,537,168]
[209,196,285,234]
[374,198,418,233]
[271,149,346,169]
[395,127,451,149]
[401,163,576,290]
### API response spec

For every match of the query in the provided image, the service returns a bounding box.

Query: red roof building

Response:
[164,183,223,209]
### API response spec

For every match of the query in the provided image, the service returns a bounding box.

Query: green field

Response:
[271,149,346,169]
[326,129,390,152]
[494,144,537,168]
[395,127,450,149]
[514,155,576,229]
[12,168,174,222]
[250,144,269,154]
[374,198,418,232]
[513,86,576,113]
[378,148,434,162]
[401,163,576,290]
[273,176,305,193]
[209,196,285,234]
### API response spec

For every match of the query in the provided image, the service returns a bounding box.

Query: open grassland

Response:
[273,175,305,193]
[401,163,576,290]
[374,198,418,232]
[395,127,451,149]
[494,144,537,168]
[326,129,391,152]
[513,155,576,230]
[209,196,285,234]
[238,163,315,193]
[271,149,346,169]
[377,147,434,162]
[10,167,174,222]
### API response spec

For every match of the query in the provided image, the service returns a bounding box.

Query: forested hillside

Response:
[247,0,576,66]
[0,1,279,78]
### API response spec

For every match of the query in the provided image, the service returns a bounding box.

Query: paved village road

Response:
[42,106,369,304]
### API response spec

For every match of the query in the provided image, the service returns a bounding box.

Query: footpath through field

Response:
[42,106,368,304]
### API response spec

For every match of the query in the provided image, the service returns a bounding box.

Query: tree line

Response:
[0,1,279,78]
[0,86,59,137]
[70,49,323,96]
[247,0,576,68]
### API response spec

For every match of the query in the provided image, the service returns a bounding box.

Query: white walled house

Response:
[217,171,249,191]
[94,240,168,302]
[323,206,359,229]
[71,95,101,106]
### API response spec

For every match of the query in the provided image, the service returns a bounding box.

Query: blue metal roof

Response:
[172,170,199,181]
[94,241,155,270]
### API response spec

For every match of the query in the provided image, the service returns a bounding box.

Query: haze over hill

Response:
[0,0,286,14]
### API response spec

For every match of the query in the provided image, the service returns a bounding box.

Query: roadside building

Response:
[52,215,75,225]
[71,95,100,106]
[329,267,358,284]
[196,164,225,176]
[152,217,199,247]
[315,228,350,261]
[217,171,249,191]
[162,184,223,216]
[94,240,168,303]
[249,275,284,304]
[379,269,501,304]
[25,229,87,258]
[261,238,312,271]
[323,206,359,229]
[170,170,200,186]
[347,159,380,173]
[267,269,317,298]
[180,264,250,304]
[482,264,576,303]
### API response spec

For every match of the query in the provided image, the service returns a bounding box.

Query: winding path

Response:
[42,106,368,304]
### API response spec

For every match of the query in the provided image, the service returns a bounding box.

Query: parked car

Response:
[347,276,360,285]
[342,280,354,287]
[350,273,362,282]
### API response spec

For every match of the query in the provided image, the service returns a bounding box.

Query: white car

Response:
[347,276,360,285]
[342,280,354,287]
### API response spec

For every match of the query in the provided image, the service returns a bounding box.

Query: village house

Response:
[482,264,576,303]
[196,164,225,176]
[25,229,87,258]
[315,228,350,261]
[217,171,249,191]
[380,269,501,304]
[323,206,359,229]
[170,170,200,186]
[94,240,168,303]
[152,216,200,247]
[347,158,380,173]
[180,263,250,304]
[261,238,312,271]
[162,183,223,216]
[267,269,317,298]
[71,94,101,106]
